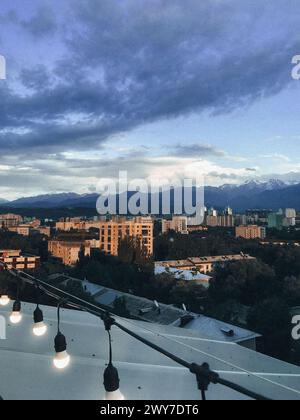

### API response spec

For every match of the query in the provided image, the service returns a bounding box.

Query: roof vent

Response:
[139,307,153,315]
[221,328,235,337]
[179,314,195,328]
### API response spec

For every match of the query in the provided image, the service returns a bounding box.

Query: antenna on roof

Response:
[154,300,161,314]
[182,303,187,312]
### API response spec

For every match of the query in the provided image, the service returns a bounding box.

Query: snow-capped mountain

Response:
[1,179,300,211]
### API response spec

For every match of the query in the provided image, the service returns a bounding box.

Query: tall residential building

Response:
[99,217,154,256]
[206,215,219,227]
[208,207,218,217]
[162,216,188,235]
[282,208,297,227]
[236,225,266,240]
[218,214,235,227]
[224,206,233,216]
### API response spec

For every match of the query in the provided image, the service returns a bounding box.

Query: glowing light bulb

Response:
[33,321,47,337]
[53,332,70,369]
[105,390,125,401]
[33,307,47,337]
[10,311,22,324]
[53,350,70,370]
[0,295,10,306]
[10,301,22,324]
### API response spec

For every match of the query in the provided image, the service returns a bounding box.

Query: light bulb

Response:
[105,390,125,401]
[10,301,22,324]
[33,307,47,337]
[103,363,124,400]
[0,295,10,306]
[10,311,22,324]
[53,332,70,369]
[33,321,47,337]
[53,350,70,369]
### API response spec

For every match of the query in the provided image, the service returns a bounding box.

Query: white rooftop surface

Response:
[0,302,300,400]
[79,279,259,343]
[154,265,212,283]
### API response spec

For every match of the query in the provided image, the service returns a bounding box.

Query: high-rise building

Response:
[162,216,188,235]
[236,225,266,240]
[99,217,153,256]
[268,213,284,230]
[224,206,233,216]
[218,214,235,227]
[208,207,218,217]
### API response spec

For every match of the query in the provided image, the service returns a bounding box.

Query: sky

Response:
[0,0,300,200]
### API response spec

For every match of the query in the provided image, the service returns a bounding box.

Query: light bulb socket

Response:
[13,300,21,312]
[54,332,67,353]
[104,363,120,393]
[34,307,44,324]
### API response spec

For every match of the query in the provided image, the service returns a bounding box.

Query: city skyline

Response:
[0,1,300,200]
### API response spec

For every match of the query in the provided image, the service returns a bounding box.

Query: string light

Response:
[10,300,22,324]
[33,306,47,336]
[53,300,70,369]
[0,262,272,401]
[32,285,47,337]
[10,280,22,324]
[0,295,10,306]
[0,277,10,306]
[103,314,125,401]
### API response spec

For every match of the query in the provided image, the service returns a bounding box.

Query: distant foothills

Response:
[2,179,300,212]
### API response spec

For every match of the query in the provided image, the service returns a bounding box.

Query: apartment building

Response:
[56,218,107,232]
[157,254,256,274]
[0,250,40,270]
[162,216,188,235]
[236,225,266,240]
[8,224,32,236]
[98,217,153,256]
[48,238,100,266]
[0,214,23,228]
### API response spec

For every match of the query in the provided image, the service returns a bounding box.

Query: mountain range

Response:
[1,179,300,211]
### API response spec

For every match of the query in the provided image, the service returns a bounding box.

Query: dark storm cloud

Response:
[0,0,299,155]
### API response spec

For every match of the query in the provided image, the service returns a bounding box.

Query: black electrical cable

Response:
[0,263,273,401]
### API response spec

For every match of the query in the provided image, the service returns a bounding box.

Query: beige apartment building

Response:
[56,218,106,232]
[0,250,40,270]
[8,224,31,236]
[48,238,100,266]
[0,214,23,228]
[98,217,154,256]
[162,216,189,235]
[236,225,266,240]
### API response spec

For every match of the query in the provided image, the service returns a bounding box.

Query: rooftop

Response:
[51,274,259,345]
[0,303,300,400]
